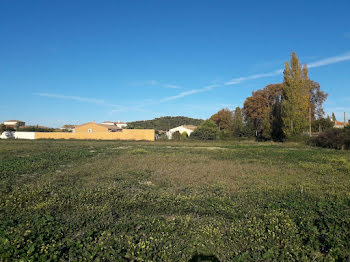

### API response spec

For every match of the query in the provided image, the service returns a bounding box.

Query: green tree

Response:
[218,129,233,140]
[271,96,284,141]
[312,116,334,132]
[172,131,181,140]
[210,108,233,131]
[233,107,244,137]
[191,120,219,140]
[261,110,272,139]
[282,52,310,137]
[181,131,188,139]
[309,81,328,120]
[332,112,336,122]
[243,117,256,137]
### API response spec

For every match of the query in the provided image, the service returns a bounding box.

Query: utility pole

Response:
[309,107,312,137]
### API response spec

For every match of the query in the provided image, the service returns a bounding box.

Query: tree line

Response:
[192,52,333,141]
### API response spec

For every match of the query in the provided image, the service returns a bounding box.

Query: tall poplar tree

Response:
[233,107,244,136]
[282,52,310,137]
[332,112,336,121]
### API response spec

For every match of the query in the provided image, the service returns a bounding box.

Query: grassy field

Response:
[1,139,350,261]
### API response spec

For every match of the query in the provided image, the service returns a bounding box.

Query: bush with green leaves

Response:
[218,130,233,140]
[172,131,182,140]
[311,117,334,132]
[191,120,219,140]
[309,127,350,150]
[19,126,56,132]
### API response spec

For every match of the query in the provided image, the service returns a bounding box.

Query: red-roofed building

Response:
[334,120,348,128]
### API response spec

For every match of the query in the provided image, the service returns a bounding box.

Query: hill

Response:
[127,116,204,130]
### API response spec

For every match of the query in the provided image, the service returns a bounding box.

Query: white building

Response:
[333,120,348,129]
[101,121,127,128]
[166,125,197,139]
[3,120,25,128]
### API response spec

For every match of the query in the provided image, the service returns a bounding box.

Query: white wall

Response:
[1,131,35,139]
[14,132,35,139]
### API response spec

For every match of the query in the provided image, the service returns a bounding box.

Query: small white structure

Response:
[3,120,25,128]
[0,131,35,139]
[60,125,76,132]
[166,125,197,139]
[101,121,127,129]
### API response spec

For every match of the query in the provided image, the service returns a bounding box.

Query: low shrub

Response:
[172,131,182,141]
[19,126,56,132]
[309,127,350,150]
[217,130,233,140]
[191,120,218,140]
[131,148,148,154]
[181,131,188,140]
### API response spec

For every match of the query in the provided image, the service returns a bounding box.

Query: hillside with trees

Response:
[127,116,203,130]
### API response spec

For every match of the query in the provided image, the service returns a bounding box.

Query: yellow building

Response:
[35,122,155,141]
[74,122,122,133]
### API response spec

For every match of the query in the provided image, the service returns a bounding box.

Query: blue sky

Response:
[1,0,350,127]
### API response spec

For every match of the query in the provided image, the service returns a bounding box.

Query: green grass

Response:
[1,139,350,261]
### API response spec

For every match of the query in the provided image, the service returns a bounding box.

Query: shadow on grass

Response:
[189,253,220,262]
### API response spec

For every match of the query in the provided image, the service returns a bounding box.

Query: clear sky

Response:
[1,0,350,127]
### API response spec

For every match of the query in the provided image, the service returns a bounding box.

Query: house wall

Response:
[116,123,127,128]
[34,129,155,141]
[74,122,109,133]
[166,126,194,139]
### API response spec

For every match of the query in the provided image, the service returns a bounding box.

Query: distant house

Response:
[101,121,127,129]
[333,120,349,128]
[3,120,25,129]
[75,122,122,133]
[166,125,197,139]
[60,125,76,132]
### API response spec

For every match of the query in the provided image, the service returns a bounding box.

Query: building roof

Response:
[334,121,348,126]
[4,120,25,122]
[169,125,198,132]
[182,125,197,131]
[61,125,76,129]
[98,124,122,130]
[101,121,126,124]
[76,122,122,131]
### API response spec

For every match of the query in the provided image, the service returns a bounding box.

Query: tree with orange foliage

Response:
[243,83,283,136]
[210,108,234,131]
